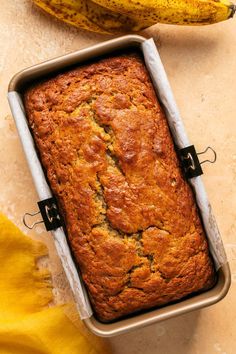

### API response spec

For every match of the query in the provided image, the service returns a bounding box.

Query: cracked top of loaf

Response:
[24,53,215,322]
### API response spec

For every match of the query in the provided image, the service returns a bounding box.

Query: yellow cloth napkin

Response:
[0,213,109,354]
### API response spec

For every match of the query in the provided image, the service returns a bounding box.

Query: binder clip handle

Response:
[23,211,44,230]
[198,146,217,165]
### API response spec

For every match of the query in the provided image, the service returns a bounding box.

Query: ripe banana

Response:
[92,0,236,26]
[33,0,236,34]
[32,0,154,34]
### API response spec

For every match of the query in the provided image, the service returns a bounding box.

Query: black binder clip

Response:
[179,145,217,179]
[23,197,63,231]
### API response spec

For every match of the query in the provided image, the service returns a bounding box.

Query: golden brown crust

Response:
[24,53,215,322]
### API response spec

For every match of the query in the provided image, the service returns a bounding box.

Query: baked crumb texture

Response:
[24,54,215,322]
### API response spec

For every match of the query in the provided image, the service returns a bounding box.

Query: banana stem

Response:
[229,4,236,17]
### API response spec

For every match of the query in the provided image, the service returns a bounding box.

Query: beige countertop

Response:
[0,1,236,353]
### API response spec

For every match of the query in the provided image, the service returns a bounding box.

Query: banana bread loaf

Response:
[24,53,215,322]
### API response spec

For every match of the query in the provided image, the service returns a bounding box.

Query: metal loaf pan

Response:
[8,35,231,337]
